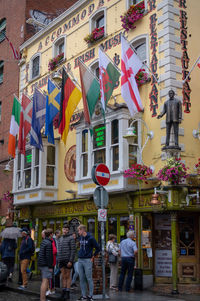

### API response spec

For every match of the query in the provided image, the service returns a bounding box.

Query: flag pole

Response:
[78,59,100,83]
[99,45,121,74]
[182,55,200,84]
[122,34,159,85]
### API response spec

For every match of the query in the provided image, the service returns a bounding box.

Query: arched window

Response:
[90,60,99,79]
[53,36,66,58]
[89,8,106,36]
[131,36,148,65]
[0,18,6,43]
[30,54,41,80]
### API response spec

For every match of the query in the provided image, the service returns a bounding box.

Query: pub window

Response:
[120,216,129,241]
[81,129,88,177]
[87,217,95,238]
[53,36,65,58]
[24,149,32,189]
[108,217,117,237]
[93,123,106,165]
[0,101,1,122]
[90,8,106,37]
[179,217,195,256]
[30,54,40,80]
[46,145,55,186]
[111,119,119,171]
[0,60,4,84]
[0,18,6,43]
[127,0,146,9]
[17,153,21,189]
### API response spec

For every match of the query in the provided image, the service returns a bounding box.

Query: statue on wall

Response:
[157,90,182,149]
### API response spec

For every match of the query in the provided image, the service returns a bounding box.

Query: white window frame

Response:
[14,141,58,192]
[126,0,147,10]
[53,35,66,59]
[130,34,149,66]
[29,53,41,81]
[89,59,99,79]
[89,7,107,36]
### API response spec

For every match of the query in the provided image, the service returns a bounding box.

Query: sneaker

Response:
[18,285,27,290]
[77,297,87,301]
[46,290,51,296]
[87,297,94,301]
[71,283,78,288]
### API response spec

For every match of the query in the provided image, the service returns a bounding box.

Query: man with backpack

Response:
[18,227,34,289]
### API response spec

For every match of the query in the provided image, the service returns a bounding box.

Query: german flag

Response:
[59,69,82,144]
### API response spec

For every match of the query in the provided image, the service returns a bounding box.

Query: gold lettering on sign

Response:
[45,192,54,197]
[29,193,38,198]
[17,195,25,200]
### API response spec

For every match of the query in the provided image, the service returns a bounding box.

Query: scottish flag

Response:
[30,88,46,150]
[45,79,61,144]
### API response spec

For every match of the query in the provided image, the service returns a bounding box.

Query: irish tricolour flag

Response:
[8,96,21,157]
[79,60,100,125]
[99,47,120,111]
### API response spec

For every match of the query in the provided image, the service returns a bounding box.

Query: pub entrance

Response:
[177,214,200,283]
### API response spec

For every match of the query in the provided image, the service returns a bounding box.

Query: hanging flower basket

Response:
[124,163,153,184]
[121,1,145,32]
[195,158,200,175]
[84,26,104,44]
[135,68,149,86]
[157,157,188,186]
[48,52,64,71]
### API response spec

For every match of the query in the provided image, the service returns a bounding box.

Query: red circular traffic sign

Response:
[92,164,110,186]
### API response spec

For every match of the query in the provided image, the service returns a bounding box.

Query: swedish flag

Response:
[45,79,61,144]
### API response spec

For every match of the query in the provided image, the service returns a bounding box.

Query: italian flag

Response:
[8,96,21,157]
[99,47,120,111]
[79,60,100,125]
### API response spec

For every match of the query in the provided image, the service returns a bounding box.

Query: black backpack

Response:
[26,236,35,256]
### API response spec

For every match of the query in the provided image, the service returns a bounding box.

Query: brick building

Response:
[0,0,78,220]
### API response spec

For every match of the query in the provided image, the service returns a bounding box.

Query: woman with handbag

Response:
[106,234,119,291]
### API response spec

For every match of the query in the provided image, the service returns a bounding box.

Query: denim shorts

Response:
[39,266,52,279]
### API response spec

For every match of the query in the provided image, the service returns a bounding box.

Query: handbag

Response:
[108,244,117,263]
[108,252,117,263]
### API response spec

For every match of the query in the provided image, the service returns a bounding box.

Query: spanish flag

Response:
[59,69,82,144]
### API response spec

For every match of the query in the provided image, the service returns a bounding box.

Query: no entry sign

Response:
[91,164,110,186]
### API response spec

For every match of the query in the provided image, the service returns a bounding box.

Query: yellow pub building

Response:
[13,0,200,293]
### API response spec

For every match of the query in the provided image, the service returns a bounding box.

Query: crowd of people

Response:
[0,223,138,301]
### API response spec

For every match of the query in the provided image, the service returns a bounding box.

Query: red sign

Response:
[94,164,110,186]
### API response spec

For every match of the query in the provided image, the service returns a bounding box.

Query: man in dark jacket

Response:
[77,224,100,301]
[0,238,17,281]
[57,224,76,300]
[38,228,53,301]
[19,228,33,289]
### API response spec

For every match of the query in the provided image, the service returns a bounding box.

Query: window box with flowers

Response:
[84,26,105,45]
[48,52,64,72]
[186,158,200,186]
[135,68,150,86]
[121,1,145,32]
[157,157,188,186]
[124,163,153,188]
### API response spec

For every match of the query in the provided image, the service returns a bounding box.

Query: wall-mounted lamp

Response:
[65,189,76,199]
[151,187,171,207]
[186,189,199,206]
[52,71,62,86]
[193,123,200,140]
[0,160,13,173]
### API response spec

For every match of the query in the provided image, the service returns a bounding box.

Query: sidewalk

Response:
[6,271,200,301]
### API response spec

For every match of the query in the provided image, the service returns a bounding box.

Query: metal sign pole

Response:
[100,185,106,299]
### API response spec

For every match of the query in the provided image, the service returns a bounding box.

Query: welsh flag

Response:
[99,47,120,111]
[79,60,100,125]
[8,96,21,157]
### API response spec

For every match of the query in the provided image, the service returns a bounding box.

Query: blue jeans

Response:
[78,258,93,297]
[118,257,135,291]
[71,261,79,285]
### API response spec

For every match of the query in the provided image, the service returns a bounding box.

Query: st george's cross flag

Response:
[18,94,32,155]
[121,36,143,116]
[99,47,120,112]
[30,88,46,150]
